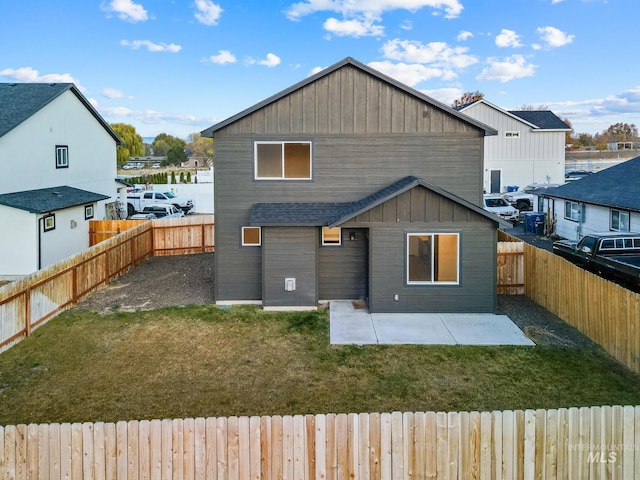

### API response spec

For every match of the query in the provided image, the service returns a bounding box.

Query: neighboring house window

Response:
[56,145,69,168]
[322,227,341,246]
[505,131,520,138]
[407,233,459,285]
[242,226,261,246]
[564,201,581,222]
[84,204,94,220]
[43,214,56,232]
[610,209,630,232]
[255,141,312,180]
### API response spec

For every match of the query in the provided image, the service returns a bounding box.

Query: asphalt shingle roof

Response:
[543,156,640,212]
[0,186,109,214]
[509,110,570,130]
[0,83,121,143]
[250,175,511,228]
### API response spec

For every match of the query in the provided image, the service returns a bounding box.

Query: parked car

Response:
[151,163,161,168]
[503,183,563,211]
[482,194,519,222]
[130,204,185,219]
[126,190,194,216]
[552,232,640,292]
[121,163,135,170]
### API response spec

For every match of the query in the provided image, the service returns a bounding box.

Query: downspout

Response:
[37,216,42,270]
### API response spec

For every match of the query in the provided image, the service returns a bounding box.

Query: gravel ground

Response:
[76,252,594,347]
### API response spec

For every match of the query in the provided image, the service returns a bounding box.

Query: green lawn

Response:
[1,304,639,426]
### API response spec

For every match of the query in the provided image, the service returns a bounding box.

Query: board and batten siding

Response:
[262,227,317,308]
[342,186,498,313]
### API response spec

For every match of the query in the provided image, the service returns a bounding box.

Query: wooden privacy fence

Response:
[2,406,639,480]
[497,241,525,294]
[497,230,640,374]
[0,216,214,354]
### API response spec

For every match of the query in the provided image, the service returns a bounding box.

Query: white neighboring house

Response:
[541,156,640,241]
[457,99,570,194]
[0,83,123,279]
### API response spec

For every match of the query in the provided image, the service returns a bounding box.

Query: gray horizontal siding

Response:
[262,227,317,307]
[368,223,497,313]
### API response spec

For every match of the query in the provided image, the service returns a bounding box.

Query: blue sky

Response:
[2,0,638,140]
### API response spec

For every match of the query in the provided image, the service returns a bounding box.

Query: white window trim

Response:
[406,233,460,286]
[321,227,341,246]
[84,204,94,220]
[505,131,520,138]
[254,141,312,180]
[564,201,580,222]
[43,214,56,232]
[241,226,261,246]
[610,208,630,232]
[56,145,69,168]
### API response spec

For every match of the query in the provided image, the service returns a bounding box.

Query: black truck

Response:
[552,233,640,292]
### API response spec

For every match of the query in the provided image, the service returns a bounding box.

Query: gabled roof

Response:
[542,156,640,212]
[458,99,570,131]
[0,186,109,214]
[202,57,497,137]
[0,83,122,144]
[250,176,511,229]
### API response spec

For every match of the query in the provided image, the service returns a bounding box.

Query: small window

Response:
[564,201,580,222]
[84,204,94,220]
[55,146,69,168]
[505,131,520,138]
[610,209,630,232]
[255,141,311,180]
[407,233,459,285]
[322,227,341,246]
[242,226,261,246]
[43,214,55,232]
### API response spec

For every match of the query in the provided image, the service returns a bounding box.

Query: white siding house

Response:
[542,156,640,241]
[458,100,570,194]
[0,83,122,279]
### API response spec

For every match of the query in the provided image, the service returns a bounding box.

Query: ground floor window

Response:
[610,209,630,231]
[43,214,56,232]
[242,226,261,246]
[322,227,341,245]
[564,201,581,222]
[407,233,459,284]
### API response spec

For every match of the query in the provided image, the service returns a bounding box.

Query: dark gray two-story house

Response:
[202,57,509,313]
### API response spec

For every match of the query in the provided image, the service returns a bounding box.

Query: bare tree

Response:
[451,91,484,108]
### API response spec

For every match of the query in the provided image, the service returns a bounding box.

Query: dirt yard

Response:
[74,252,594,348]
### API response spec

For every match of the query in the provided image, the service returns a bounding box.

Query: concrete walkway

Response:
[329,300,535,346]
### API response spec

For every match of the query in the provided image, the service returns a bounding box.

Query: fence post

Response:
[24,289,31,337]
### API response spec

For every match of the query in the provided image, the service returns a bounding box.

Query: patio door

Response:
[318,228,368,301]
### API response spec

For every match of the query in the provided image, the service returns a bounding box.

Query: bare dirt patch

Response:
[75,253,214,314]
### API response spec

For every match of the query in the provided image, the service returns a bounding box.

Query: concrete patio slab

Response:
[329,300,535,346]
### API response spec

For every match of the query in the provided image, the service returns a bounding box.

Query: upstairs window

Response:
[610,209,630,232]
[255,141,311,180]
[505,131,520,138]
[56,146,69,168]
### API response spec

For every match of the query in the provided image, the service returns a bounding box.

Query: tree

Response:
[152,133,187,159]
[186,132,214,165]
[606,122,638,142]
[519,104,549,111]
[563,117,577,149]
[451,91,484,109]
[110,123,144,165]
[168,143,187,166]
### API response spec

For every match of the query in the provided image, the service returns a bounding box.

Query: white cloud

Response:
[100,105,210,127]
[381,39,478,70]
[457,30,473,41]
[0,67,83,90]
[400,20,413,30]
[323,17,384,37]
[550,0,565,4]
[258,53,281,67]
[477,55,536,83]
[206,50,237,64]
[120,40,182,53]
[309,66,327,76]
[421,87,464,106]
[495,29,522,48]
[368,60,451,87]
[536,26,574,48]
[100,0,148,22]
[194,0,223,26]
[285,0,464,20]
[101,87,132,99]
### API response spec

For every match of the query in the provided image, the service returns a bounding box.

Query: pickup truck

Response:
[503,183,562,211]
[130,204,185,219]
[127,190,193,216]
[552,233,640,292]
